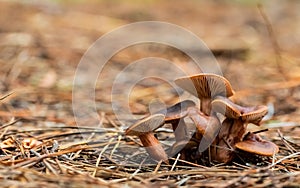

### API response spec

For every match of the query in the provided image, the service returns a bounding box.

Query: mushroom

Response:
[211,96,269,163]
[175,73,234,115]
[125,114,169,163]
[155,100,197,159]
[160,100,196,142]
[235,132,279,156]
[163,100,196,122]
[186,106,221,155]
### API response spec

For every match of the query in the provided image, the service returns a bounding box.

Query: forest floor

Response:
[0,0,299,187]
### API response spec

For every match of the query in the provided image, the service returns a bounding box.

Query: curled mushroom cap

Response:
[241,105,268,125]
[235,132,279,156]
[211,96,241,119]
[125,114,165,136]
[211,96,268,126]
[175,73,234,99]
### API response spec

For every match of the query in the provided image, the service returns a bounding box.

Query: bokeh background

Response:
[1,0,300,124]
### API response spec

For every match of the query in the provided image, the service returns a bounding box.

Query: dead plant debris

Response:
[0,0,299,187]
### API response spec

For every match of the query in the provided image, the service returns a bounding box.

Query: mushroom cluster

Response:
[125,73,279,164]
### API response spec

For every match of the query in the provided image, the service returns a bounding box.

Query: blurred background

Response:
[0,0,300,129]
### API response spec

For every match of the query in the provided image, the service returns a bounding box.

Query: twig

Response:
[167,153,180,180]
[43,159,58,175]
[106,116,121,131]
[145,168,241,181]
[128,158,146,180]
[92,138,114,177]
[54,157,66,174]
[253,129,269,134]
[57,162,86,175]
[86,112,105,141]
[0,118,20,130]
[153,160,162,174]
[175,176,191,186]
[0,92,14,100]
[110,134,122,158]
[9,144,109,168]
[262,151,300,170]
[169,157,209,169]
[0,127,9,140]
[232,162,251,169]
[277,130,297,153]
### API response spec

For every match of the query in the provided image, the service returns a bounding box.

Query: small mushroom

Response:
[163,100,196,122]
[187,107,214,139]
[241,105,268,125]
[160,100,196,141]
[211,96,241,119]
[211,96,268,126]
[211,96,269,163]
[186,106,221,153]
[125,114,169,163]
[235,132,279,156]
[156,100,199,160]
[175,73,234,115]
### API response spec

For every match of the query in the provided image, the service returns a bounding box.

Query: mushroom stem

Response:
[187,107,208,140]
[200,98,212,116]
[211,96,270,163]
[125,114,169,164]
[139,133,169,164]
[213,118,246,163]
[175,73,234,116]
[171,119,188,142]
[186,107,222,154]
[198,114,221,153]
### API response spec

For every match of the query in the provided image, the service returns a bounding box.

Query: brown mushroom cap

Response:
[241,105,268,125]
[151,100,196,142]
[187,107,209,136]
[163,100,196,122]
[211,96,268,125]
[187,107,221,146]
[174,73,234,99]
[235,133,279,156]
[235,140,279,156]
[125,114,165,136]
[211,96,241,119]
